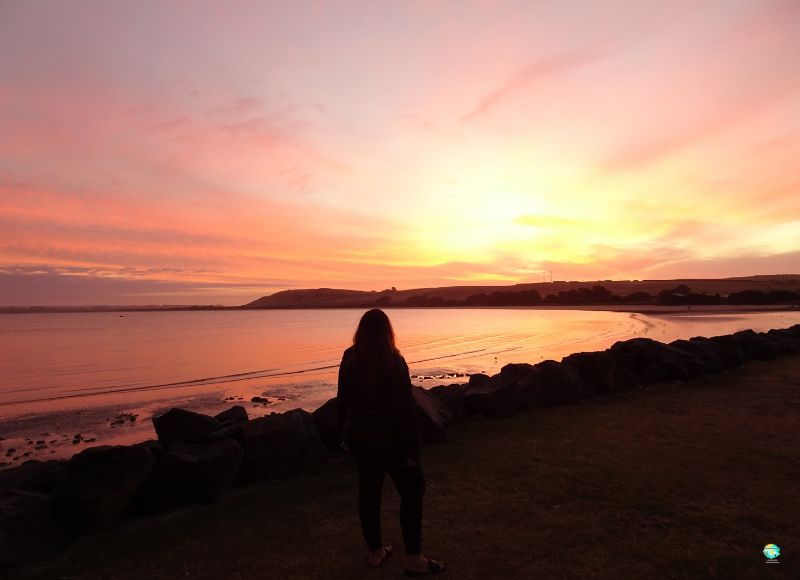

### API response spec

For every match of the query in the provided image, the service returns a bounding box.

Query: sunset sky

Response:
[1,0,799,305]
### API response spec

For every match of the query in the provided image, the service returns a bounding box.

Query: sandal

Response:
[404,557,446,576]
[367,544,394,568]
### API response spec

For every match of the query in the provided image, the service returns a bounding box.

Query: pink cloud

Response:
[461,51,601,122]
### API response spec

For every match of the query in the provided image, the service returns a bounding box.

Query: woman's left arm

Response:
[336,351,352,441]
[389,356,421,461]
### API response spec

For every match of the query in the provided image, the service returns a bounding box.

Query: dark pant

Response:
[348,442,425,555]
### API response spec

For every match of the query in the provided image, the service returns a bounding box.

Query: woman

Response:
[337,309,445,576]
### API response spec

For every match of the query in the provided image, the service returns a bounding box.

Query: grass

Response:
[12,358,800,579]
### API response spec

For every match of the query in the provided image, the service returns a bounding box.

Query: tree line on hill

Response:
[374,285,800,308]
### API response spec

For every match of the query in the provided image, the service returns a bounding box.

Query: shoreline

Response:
[3,310,800,466]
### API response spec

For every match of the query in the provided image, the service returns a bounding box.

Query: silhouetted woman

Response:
[338,309,445,576]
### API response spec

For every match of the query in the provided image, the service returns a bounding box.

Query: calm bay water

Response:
[1,307,799,463]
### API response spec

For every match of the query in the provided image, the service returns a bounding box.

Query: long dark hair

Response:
[352,308,400,380]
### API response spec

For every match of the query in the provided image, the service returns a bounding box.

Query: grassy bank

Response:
[14,358,799,579]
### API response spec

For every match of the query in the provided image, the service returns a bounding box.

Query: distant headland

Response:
[2,275,799,313]
[243,275,800,310]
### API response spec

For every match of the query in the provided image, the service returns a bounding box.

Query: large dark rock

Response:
[133,439,167,462]
[135,438,243,513]
[311,397,341,453]
[241,409,326,480]
[499,363,537,380]
[691,336,745,368]
[427,384,466,424]
[152,408,222,444]
[770,326,800,340]
[614,368,643,392]
[215,405,249,424]
[710,330,778,360]
[0,490,61,570]
[562,351,616,396]
[467,373,490,387]
[463,369,528,418]
[527,360,583,406]
[764,329,800,355]
[51,445,155,528]
[780,323,800,339]
[411,387,449,444]
[610,338,691,385]
[0,460,66,495]
[670,340,725,375]
[208,420,246,442]
[735,330,780,358]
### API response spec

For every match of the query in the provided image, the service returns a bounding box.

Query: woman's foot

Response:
[367,545,394,568]
[404,555,446,576]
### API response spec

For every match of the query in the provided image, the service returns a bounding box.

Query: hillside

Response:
[242,276,800,308]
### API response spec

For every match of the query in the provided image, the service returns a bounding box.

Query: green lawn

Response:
[14,358,800,579]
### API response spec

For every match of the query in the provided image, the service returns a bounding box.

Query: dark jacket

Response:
[337,345,420,459]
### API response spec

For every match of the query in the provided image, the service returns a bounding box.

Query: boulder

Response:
[691,336,745,368]
[311,397,342,453]
[152,408,222,444]
[670,340,725,375]
[135,438,243,513]
[770,326,800,340]
[735,330,780,358]
[215,405,249,424]
[209,420,246,442]
[562,351,615,396]
[51,445,155,528]
[610,338,691,385]
[463,371,528,418]
[0,490,60,570]
[499,363,537,380]
[527,360,583,406]
[0,460,66,495]
[781,323,800,339]
[710,330,777,360]
[241,409,326,480]
[411,387,449,444]
[613,368,643,392]
[427,384,466,424]
[764,330,800,355]
[467,373,490,387]
[133,439,167,462]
